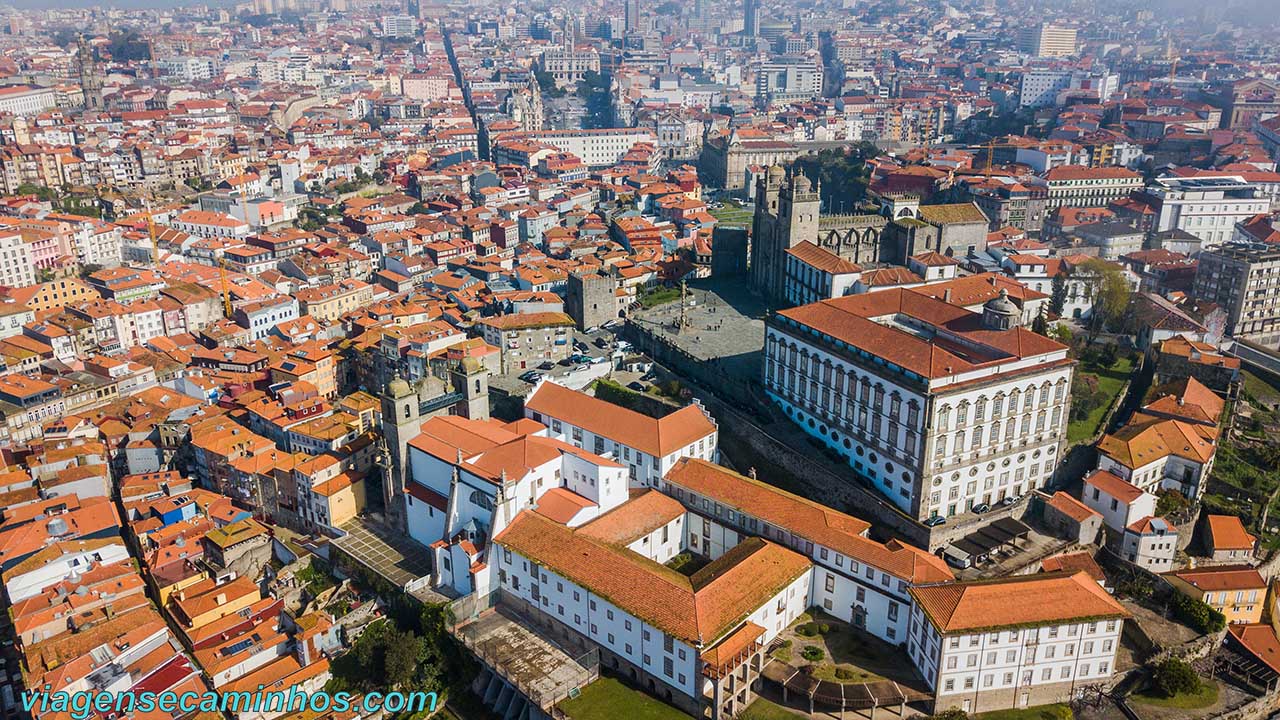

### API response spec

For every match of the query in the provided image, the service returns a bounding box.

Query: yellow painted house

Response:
[1167,565,1267,625]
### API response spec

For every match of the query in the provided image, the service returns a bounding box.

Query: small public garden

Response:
[770,611,914,686]
[1130,658,1220,712]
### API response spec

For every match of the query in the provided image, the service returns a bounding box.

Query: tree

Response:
[1082,259,1130,337]
[1153,657,1200,698]
[1170,591,1227,634]
[1032,312,1049,336]
[1050,324,1073,347]
[328,618,436,693]
[1050,273,1067,316]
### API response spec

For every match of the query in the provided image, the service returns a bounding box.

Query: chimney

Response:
[943,289,952,304]
[215,593,227,604]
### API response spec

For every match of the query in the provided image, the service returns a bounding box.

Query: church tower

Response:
[750,167,821,306]
[451,356,490,421]
[77,35,104,111]
[380,372,422,529]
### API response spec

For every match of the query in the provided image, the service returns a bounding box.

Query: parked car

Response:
[627,382,646,392]
[998,495,1018,507]
[538,361,554,371]
[971,503,990,514]
[924,515,947,527]
[518,371,543,383]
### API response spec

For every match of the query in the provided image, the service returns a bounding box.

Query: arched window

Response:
[470,489,495,511]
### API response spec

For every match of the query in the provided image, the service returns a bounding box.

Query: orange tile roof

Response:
[1168,565,1265,592]
[525,381,716,458]
[1097,416,1217,469]
[910,571,1128,634]
[776,288,1066,380]
[494,511,810,645]
[1206,515,1257,552]
[1047,491,1101,523]
[1040,552,1105,582]
[1228,624,1280,675]
[1142,376,1224,426]
[785,241,862,275]
[1084,470,1145,504]
[575,489,685,545]
[666,459,951,584]
[532,487,597,524]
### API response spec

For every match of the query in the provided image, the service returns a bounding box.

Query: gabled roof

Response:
[524,381,716,458]
[1097,416,1217,469]
[666,459,951,584]
[494,510,810,646]
[910,571,1128,634]
[1207,515,1256,552]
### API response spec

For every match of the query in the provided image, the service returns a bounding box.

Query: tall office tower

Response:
[624,0,640,32]
[1018,23,1078,57]
[744,0,760,36]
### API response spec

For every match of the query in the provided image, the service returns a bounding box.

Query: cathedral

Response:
[749,165,889,305]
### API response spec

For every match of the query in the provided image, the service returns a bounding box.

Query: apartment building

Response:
[1193,242,1280,349]
[908,572,1127,714]
[1018,23,1078,58]
[491,128,656,168]
[1144,177,1272,246]
[763,289,1073,523]
[1037,166,1143,211]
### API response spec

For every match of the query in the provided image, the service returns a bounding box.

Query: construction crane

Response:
[144,202,161,266]
[983,138,1030,178]
[217,256,234,319]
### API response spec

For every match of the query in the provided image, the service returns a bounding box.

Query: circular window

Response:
[934,476,943,486]
[1048,446,1056,454]
[901,472,910,483]
[856,446,865,456]
[986,462,995,471]
[969,468,979,477]
[807,419,815,429]
[843,439,852,449]
[885,462,893,473]
[1033,449,1041,459]
[785,406,793,417]
[869,453,879,464]
[952,473,961,481]
[819,424,828,435]
[1002,458,1011,468]
[1018,454,1026,462]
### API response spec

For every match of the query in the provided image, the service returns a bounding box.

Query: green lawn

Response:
[558,677,692,720]
[739,697,806,720]
[638,286,681,308]
[709,205,754,226]
[976,703,1073,720]
[1067,357,1134,445]
[1131,679,1219,709]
